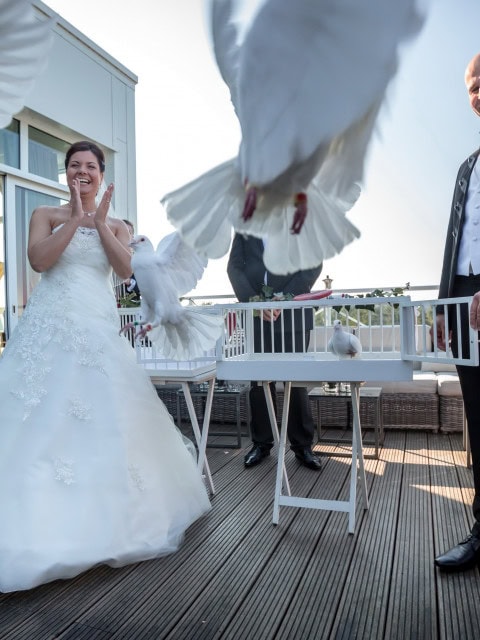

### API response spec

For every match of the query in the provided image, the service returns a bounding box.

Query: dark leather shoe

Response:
[244,445,270,467]
[294,447,322,471]
[434,533,480,572]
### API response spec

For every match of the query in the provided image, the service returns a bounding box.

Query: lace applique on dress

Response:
[60,330,107,375]
[67,398,92,421]
[54,458,75,485]
[72,226,99,255]
[128,464,146,491]
[10,359,51,420]
[6,226,110,419]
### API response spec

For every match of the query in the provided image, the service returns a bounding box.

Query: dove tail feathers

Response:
[147,308,224,362]
[162,159,244,260]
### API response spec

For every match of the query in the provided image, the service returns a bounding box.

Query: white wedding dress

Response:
[0,226,211,593]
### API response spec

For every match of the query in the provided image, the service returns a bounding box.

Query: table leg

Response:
[235,393,242,448]
[464,411,472,468]
[373,396,379,458]
[272,381,292,524]
[262,381,291,500]
[350,382,369,533]
[181,381,215,495]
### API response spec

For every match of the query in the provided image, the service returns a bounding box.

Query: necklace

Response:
[83,210,96,217]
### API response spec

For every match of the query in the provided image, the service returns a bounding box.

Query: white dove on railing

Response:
[162,0,425,275]
[328,320,362,358]
[0,0,53,128]
[119,232,223,361]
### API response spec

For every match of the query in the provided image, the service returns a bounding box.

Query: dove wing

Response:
[236,0,425,186]
[153,232,207,297]
[211,0,242,113]
[0,0,53,128]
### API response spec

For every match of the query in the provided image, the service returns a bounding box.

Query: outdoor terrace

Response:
[0,426,478,640]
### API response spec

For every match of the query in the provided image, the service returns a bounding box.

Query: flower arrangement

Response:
[248,284,294,303]
[118,292,141,308]
[248,284,295,316]
[331,283,410,313]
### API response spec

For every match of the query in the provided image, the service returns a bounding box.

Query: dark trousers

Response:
[249,316,315,452]
[451,276,480,525]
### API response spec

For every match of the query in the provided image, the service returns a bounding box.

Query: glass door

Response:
[4,176,67,336]
[0,177,5,351]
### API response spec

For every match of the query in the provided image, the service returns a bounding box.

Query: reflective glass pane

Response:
[0,119,20,169]
[15,186,65,316]
[0,179,5,350]
[28,126,70,183]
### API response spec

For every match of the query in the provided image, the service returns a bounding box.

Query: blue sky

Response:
[45,0,480,297]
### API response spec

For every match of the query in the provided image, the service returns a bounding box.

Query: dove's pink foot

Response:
[291,192,308,234]
[119,322,135,336]
[136,323,152,340]
[242,186,258,221]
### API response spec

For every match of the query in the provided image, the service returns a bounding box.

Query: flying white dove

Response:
[162,0,426,275]
[119,232,224,361]
[0,0,53,128]
[328,320,362,358]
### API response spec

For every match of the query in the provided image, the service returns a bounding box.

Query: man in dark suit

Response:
[122,219,141,303]
[227,233,323,470]
[433,52,480,572]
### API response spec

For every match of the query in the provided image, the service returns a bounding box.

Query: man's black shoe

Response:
[244,445,270,467]
[294,447,322,471]
[434,532,480,572]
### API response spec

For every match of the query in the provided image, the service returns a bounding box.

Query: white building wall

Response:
[29,1,138,220]
[0,2,138,340]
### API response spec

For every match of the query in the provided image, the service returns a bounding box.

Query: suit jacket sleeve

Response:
[438,152,479,301]
[278,265,323,296]
[438,204,456,302]
[227,234,258,302]
[227,233,322,300]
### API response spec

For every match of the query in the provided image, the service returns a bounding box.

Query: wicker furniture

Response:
[176,382,250,448]
[309,386,383,459]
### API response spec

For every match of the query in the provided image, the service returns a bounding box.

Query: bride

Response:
[0,141,211,593]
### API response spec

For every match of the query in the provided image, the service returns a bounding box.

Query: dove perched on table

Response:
[328,320,362,359]
[120,232,223,361]
[162,0,425,275]
[0,0,53,128]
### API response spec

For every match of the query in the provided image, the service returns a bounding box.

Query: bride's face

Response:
[66,151,104,198]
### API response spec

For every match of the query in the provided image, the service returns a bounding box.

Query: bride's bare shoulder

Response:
[107,217,129,237]
[107,217,123,230]
[30,205,70,229]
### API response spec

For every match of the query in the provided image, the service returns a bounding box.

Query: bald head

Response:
[465,54,480,84]
[465,53,480,116]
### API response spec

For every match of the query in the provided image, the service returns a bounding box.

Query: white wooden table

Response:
[267,379,368,534]
[213,297,423,534]
[216,349,415,532]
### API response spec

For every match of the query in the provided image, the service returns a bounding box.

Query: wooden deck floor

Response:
[1,428,479,640]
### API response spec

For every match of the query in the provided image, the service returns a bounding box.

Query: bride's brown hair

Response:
[64,141,106,174]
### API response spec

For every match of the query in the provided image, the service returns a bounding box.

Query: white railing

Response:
[210,296,478,383]
[118,293,478,375]
[118,307,217,371]
[181,284,440,305]
[400,297,479,366]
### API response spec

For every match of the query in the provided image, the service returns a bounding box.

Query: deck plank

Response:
[186,454,354,640]
[0,428,478,639]
[428,433,480,640]
[384,431,437,639]
[325,432,406,640]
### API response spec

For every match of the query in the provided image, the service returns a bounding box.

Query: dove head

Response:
[129,235,154,252]
[333,319,343,331]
